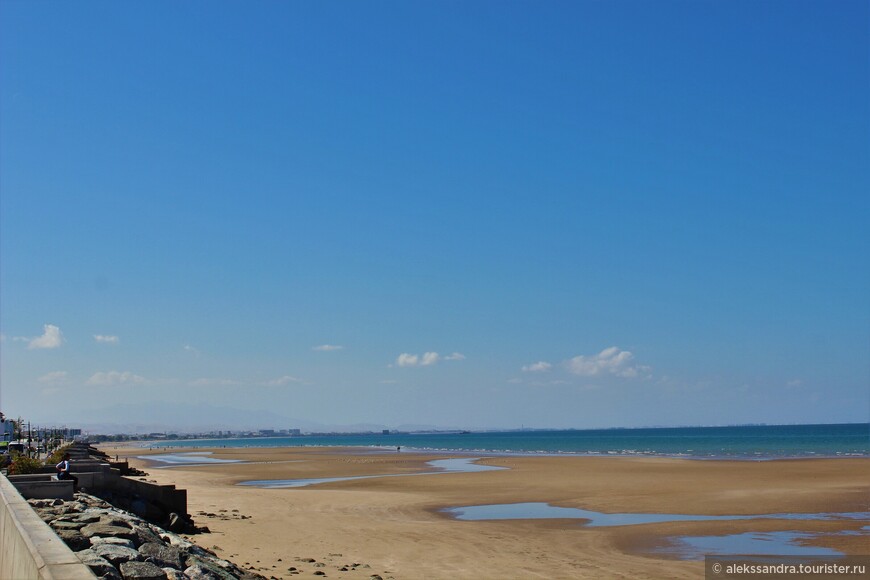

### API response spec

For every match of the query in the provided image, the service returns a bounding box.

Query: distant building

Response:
[66,428,82,437]
[382,429,390,435]
[288,429,301,436]
[1,419,14,440]
[259,429,276,436]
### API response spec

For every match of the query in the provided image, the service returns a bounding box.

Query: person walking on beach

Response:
[56,452,78,490]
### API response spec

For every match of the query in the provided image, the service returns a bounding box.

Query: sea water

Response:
[146,423,868,458]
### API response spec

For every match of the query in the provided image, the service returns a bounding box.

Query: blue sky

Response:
[1,1,868,432]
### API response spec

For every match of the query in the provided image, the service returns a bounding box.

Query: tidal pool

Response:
[138,452,243,467]
[657,531,848,559]
[239,457,506,488]
[442,502,870,527]
[442,502,869,560]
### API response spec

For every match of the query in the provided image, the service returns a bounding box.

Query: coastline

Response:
[100,444,870,579]
[119,422,870,460]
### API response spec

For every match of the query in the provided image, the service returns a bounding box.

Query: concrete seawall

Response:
[8,446,188,530]
[0,474,97,579]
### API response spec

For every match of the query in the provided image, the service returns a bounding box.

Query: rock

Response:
[82,523,139,541]
[119,561,168,580]
[91,537,137,549]
[162,568,183,580]
[167,513,185,533]
[184,556,238,580]
[133,525,165,548]
[57,529,91,551]
[166,512,194,533]
[70,501,89,512]
[99,567,124,580]
[93,543,141,565]
[183,565,220,580]
[35,507,61,519]
[77,549,120,577]
[100,515,135,528]
[51,520,89,531]
[52,498,65,506]
[139,542,183,569]
[72,512,103,524]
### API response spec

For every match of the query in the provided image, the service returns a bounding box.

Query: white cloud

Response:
[565,347,648,378]
[263,375,303,386]
[313,344,344,351]
[94,334,119,344]
[183,344,200,355]
[395,351,465,367]
[38,371,68,384]
[522,361,552,373]
[396,353,419,367]
[87,371,147,386]
[28,324,64,349]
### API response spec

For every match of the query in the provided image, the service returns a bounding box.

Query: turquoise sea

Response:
[147,423,868,458]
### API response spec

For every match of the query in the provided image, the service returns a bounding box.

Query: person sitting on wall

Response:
[56,452,78,490]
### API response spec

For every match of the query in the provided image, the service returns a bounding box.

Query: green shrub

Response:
[46,445,71,467]
[7,453,44,475]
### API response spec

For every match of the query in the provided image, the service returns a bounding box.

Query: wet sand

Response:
[102,445,869,579]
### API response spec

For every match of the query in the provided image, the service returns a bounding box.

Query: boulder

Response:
[167,512,188,533]
[91,537,137,549]
[76,548,120,577]
[51,520,88,531]
[119,561,168,580]
[81,523,139,541]
[56,529,91,551]
[99,515,135,528]
[72,512,103,524]
[133,524,165,547]
[93,543,141,565]
[28,499,54,508]
[183,565,221,580]
[102,568,124,580]
[184,556,237,580]
[138,542,183,569]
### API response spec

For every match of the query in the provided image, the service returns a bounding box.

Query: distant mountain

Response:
[71,401,340,434]
[394,423,444,432]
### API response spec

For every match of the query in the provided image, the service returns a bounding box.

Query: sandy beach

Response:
[100,445,869,579]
